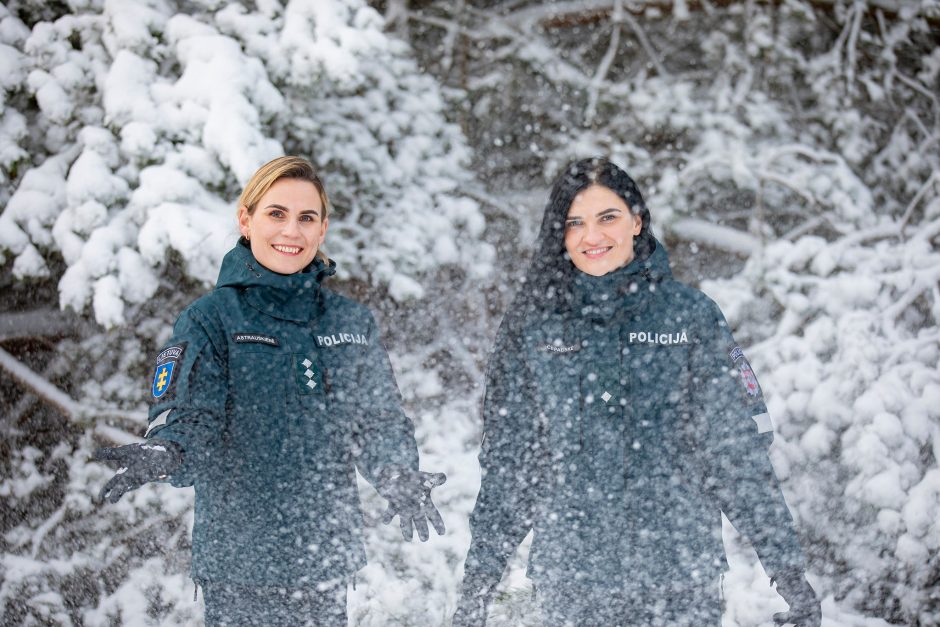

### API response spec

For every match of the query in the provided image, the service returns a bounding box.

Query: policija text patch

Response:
[152,343,187,399]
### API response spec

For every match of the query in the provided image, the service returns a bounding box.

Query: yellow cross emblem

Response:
[156,366,169,391]
[152,361,176,398]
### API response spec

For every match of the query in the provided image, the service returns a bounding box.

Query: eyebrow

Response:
[566,207,621,220]
[264,204,321,218]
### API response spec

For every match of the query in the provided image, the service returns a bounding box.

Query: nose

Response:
[583,220,604,244]
[281,216,301,237]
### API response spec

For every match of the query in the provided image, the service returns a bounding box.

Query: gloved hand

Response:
[377,466,446,542]
[94,440,182,504]
[773,571,822,627]
[452,573,498,627]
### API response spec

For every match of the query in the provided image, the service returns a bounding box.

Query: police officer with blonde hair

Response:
[96,156,446,625]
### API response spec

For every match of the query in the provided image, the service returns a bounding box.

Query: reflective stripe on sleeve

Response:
[145,409,171,437]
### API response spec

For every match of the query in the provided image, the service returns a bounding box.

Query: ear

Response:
[632,214,642,236]
[237,206,251,238]
[318,217,329,246]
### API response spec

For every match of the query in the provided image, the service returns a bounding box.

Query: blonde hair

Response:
[238,156,331,263]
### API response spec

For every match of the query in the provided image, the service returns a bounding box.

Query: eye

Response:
[565,219,582,229]
[600,213,618,222]
[269,209,285,218]
[299,214,317,223]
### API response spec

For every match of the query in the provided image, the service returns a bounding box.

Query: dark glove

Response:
[377,466,446,542]
[94,440,183,503]
[773,571,822,627]
[452,573,498,627]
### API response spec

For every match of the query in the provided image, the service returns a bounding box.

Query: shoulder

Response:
[656,279,725,324]
[320,287,373,321]
[177,290,227,328]
[170,290,232,353]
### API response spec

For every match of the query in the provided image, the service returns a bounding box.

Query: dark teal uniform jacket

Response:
[145,241,418,586]
[464,240,807,619]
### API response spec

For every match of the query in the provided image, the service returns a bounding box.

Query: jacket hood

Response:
[216,239,337,322]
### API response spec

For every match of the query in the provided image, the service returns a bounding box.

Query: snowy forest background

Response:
[1,0,938,625]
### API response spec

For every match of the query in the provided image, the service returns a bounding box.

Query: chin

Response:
[261,258,306,275]
[576,264,614,277]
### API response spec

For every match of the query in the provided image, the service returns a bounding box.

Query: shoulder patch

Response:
[152,343,187,399]
[729,345,762,399]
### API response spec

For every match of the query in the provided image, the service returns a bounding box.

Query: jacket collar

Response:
[571,237,673,320]
[216,239,337,322]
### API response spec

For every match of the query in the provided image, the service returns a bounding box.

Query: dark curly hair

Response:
[517,157,656,314]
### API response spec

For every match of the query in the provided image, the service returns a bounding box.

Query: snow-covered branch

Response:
[0,346,145,433]
[669,218,761,256]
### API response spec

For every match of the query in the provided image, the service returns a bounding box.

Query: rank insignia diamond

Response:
[293,354,323,395]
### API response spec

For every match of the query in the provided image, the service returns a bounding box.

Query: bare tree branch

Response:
[500,0,936,31]
[845,1,864,87]
[899,171,938,230]
[0,308,88,342]
[0,346,146,431]
[585,1,623,125]
[619,7,671,79]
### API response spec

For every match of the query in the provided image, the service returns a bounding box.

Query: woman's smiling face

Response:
[238,178,327,275]
[564,184,642,276]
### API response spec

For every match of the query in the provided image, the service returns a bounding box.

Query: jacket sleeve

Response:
[463,313,543,585]
[144,305,229,488]
[690,297,808,579]
[349,311,419,486]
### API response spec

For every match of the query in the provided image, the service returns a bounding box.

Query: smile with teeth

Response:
[272,244,303,255]
[582,246,612,258]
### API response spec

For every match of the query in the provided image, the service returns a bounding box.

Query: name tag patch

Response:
[537,343,580,353]
[152,343,187,399]
[234,333,279,346]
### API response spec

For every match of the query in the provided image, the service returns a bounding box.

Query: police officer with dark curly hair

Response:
[95,156,446,626]
[453,158,820,626]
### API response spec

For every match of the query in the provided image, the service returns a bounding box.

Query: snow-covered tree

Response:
[0,0,493,326]
[3,0,939,624]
